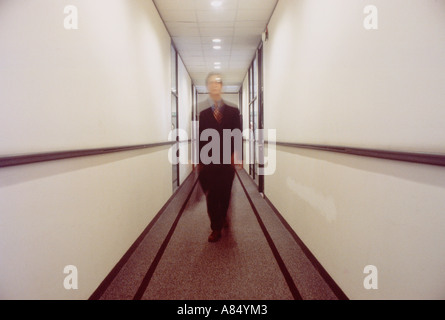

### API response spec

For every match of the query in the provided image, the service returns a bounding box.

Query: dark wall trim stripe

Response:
[0,142,175,168]
[235,170,303,300]
[268,141,445,167]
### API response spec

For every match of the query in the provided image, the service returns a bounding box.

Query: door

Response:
[247,45,264,193]
[171,44,179,192]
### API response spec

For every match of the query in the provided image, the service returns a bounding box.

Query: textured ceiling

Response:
[153,0,278,93]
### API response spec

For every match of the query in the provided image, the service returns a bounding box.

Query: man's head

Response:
[206,72,223,98]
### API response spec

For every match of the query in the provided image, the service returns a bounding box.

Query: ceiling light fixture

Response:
[211,1,222,7]
[213,45,221,50]
[212,39,222,43]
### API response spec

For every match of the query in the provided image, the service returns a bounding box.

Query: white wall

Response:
[0,0,171,155]
[264,0,445,153]
[0,147,171,299]
[266,146,445,299]
[0,0,173,299]
[264,0,445,299]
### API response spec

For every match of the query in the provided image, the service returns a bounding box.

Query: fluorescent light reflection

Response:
[211,1,222,7]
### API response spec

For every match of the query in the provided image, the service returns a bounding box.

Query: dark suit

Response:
[198,100,241,232]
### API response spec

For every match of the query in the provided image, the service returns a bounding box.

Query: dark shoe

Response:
[208,230,222,242]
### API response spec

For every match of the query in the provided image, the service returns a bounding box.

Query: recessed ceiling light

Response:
[213,45,221,50]
[212,39,222,43]
[214,66,221,69]
[214,62,221,65]
[211,1,222,7]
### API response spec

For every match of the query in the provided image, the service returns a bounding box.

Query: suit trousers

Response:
[199,164,235,232]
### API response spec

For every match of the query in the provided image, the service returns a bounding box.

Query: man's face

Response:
[207,75,223,96]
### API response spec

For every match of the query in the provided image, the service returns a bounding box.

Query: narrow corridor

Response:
[93,169,343,300]
[2,0,445,301]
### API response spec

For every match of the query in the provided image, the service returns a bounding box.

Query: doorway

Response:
[246,44,264,194]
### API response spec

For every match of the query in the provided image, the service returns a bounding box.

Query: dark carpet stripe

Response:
[132,178,199,300]
[235,170,303,300]
[263,195,349,300]
[89,172,196,300]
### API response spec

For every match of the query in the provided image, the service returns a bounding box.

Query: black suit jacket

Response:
[198,101,241,192]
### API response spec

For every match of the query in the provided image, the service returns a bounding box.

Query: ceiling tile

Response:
[232,35,261,46]
[172,36,202,45]
[161,10,197,23]
[154,0,197,11]
[199,27,234,37]
[200,36,233,43]
[195,0,239,11]
[237,0,277,11]
[196,10,237,23]
[236,10,273,22]
[166,23,200,37]
[234,27,264,37]
[199,22,235,29]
